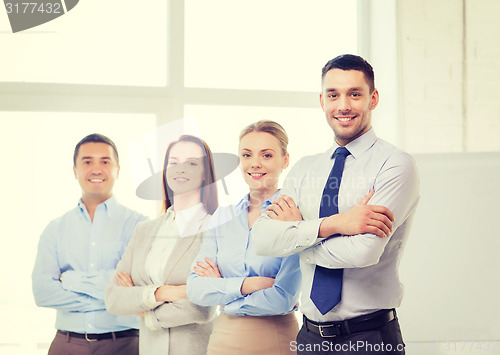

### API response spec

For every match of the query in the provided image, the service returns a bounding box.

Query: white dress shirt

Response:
[145,203,206,284]
[143,203,207,335]
[252,128,420,322]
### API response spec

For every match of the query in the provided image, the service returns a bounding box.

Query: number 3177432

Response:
[5,2,62,14]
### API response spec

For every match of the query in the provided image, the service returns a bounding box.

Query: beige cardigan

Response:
[105,210,216,355]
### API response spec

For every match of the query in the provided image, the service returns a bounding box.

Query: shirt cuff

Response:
[144,310,161,331]
[301,246,316,265]
[301,239,342,268]
[281,219,324,254]
[143,285,163,309]
[221,298,243,315]
[224,277,246,303]
[60,270,80,291]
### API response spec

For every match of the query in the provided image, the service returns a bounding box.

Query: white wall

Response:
[465,0,500,151]
[399,153,500,342]
[395,0,500,352]
[398,0,500,154]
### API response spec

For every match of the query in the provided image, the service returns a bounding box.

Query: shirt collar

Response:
[165,202,206,220]
[175,202,205,221]
[165,205,175,219]
[77,195,117,218]
[331,127,378,160]
[237,190,281,214]
[168,203,207,237]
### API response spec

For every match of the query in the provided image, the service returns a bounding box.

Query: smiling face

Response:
[239,131,289,194]
[165,141,205,198]
[320,69,379,146]
[73,142,119,204]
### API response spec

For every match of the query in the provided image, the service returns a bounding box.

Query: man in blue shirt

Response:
[32,133,147,355]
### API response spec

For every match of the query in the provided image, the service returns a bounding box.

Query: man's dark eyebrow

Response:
[80,156,112,160]
[325,87,364,92]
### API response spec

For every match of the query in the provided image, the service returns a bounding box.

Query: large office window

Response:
[0,0,167,86]
[184,0,357,92]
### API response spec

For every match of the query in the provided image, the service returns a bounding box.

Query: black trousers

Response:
[295,317,405,355]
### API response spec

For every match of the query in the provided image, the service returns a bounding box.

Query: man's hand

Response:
[116,272,135,287]
[193,258,222,278]
[240,277,275,295]
[319,190,395,239]
[266,195,303,221]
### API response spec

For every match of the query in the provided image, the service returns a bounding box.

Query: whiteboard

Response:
[398,153,500,341]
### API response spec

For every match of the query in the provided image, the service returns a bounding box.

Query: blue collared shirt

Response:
[32,196,147,334]
[187,192,301,316]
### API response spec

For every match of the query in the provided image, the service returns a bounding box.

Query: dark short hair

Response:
[321,54,375,93]
[73,133,119,166]
[162,135,218,214]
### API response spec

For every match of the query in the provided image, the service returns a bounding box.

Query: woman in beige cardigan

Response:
[105,135,218,354]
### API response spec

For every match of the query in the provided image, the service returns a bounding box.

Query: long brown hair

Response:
[162,135,218,214]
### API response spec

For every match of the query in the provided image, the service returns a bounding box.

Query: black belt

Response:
[303,309,396,338]
[58,329,139,342]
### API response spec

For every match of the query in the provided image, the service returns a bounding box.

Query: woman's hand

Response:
[154,285,187,303]
[241,276,275,295]
[116,272,135,287]
[194,258,222,278]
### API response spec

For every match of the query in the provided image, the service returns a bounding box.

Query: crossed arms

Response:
[186,212,301,316]
[252,152,420,268]
[105,222,215,330]
[32,222,111,312]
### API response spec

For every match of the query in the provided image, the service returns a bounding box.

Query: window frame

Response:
[0,0,368,129]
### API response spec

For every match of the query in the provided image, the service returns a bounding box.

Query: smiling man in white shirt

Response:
[252,54,420,354]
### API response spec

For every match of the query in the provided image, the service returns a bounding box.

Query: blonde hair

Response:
[239,120,289,155]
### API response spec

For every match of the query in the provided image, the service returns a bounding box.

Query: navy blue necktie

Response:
[310,146,350,315]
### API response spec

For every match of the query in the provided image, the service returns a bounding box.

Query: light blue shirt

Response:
[32,196,147,334]
[187,192,301,316]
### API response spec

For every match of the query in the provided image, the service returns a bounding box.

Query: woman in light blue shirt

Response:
[187,121,301,355]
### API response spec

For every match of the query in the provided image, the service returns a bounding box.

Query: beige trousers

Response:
[207,312,299,355]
